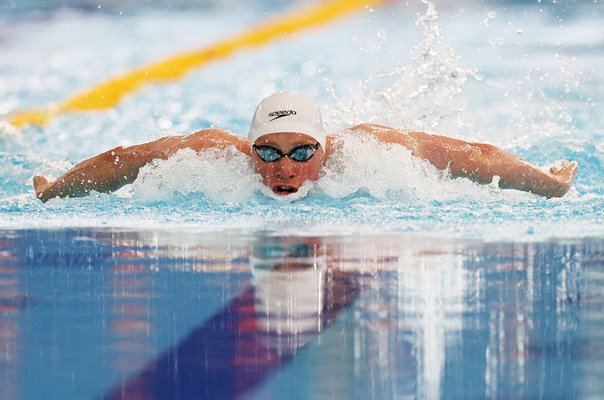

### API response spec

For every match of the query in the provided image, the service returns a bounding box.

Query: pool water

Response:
[1,0,603,399]
[1,229,603,399]
[0,0,602,238]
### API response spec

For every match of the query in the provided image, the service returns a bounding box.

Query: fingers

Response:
[32,175,53,200]
[559,161,578,183]
[550,160,571,175]
[552,161,578,191]
[545,160,578,198]
[32,175,49,189]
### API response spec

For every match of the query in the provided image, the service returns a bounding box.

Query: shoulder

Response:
[146,128,251,160]
[345,123,473,151]
[179,128,251,155]
[346,123,413,141]
[335,123,418,151]
[188,128,249,147]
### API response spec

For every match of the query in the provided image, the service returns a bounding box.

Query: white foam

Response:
[0,121,20,137]
[129,147,262,202]
[259,179,315,202]
[33,159,74,181]
[317,130,534,203]
[122,131,539,205]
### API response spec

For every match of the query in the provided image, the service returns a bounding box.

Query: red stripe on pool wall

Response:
[101,271,364,400]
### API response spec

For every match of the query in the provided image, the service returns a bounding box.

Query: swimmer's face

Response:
[252,132,325,196]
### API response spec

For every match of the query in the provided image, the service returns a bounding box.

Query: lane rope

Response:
[8,0,386,128]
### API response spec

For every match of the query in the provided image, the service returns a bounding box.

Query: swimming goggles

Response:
[253,143,320,163]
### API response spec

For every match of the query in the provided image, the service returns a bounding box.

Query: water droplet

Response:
[482,11,496,26]
[376,29,387,40]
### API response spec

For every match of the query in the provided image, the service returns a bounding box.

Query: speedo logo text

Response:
[268,110,297,121]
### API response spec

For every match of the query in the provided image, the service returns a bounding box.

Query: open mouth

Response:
[272,185,298,195]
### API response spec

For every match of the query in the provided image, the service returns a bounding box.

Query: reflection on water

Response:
[0,230,602,399]
[0,238,21,400]
[106,261,154,374]
[252,237,327,354]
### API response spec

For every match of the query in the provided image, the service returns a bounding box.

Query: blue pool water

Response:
[1,229,604,399]
[0,0,603,399]
[0,0,602,238]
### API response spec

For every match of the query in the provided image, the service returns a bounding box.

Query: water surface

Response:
[1,229,603,399]
[0,0,602,239]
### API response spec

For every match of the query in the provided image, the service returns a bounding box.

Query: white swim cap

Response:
[248,91,327,149]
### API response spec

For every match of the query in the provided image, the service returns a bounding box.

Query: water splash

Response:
[122,130,525,206]
[317,130,533,203]
[129,147,261,203]
[0,3,601,238]
[318,130,443,200]
[327,0,479,134]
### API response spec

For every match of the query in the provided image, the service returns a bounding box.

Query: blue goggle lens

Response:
[253,143,319,163]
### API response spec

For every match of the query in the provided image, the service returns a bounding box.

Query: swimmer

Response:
[32,91,578,202]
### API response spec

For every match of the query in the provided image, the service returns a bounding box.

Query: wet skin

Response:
[251,132,326,196]
[32,125,577,201]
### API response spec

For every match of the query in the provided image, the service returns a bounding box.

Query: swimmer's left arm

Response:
[351,123,578,198]
[419,134,578,198]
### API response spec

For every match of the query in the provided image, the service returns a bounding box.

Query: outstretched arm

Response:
[351,124,578,198]
[33,128,250,202]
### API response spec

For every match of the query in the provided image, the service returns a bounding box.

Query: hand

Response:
[33,175,54,201]
[548,160,578,197]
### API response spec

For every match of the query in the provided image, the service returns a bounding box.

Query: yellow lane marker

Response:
[8,0,386,128]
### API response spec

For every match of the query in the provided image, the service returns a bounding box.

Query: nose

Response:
[275,157,297,179]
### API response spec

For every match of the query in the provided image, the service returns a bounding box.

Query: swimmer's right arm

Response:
[33,128,250,202]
